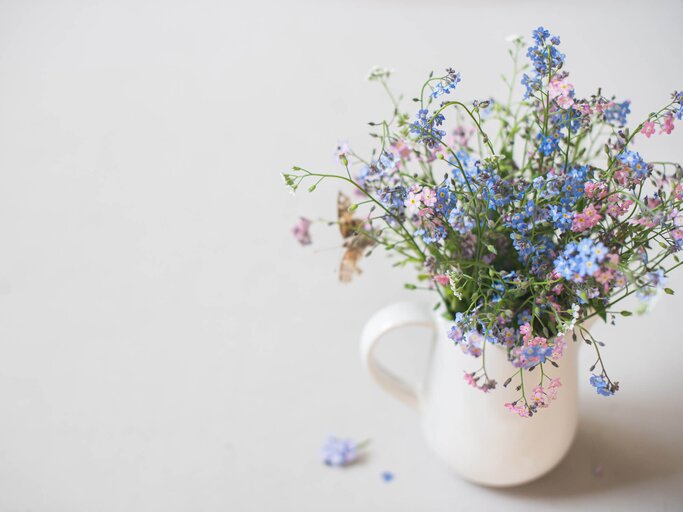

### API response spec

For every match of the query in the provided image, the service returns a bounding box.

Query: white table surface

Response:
[0,0,681,510]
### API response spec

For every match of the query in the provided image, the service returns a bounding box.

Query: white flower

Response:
[447,269,463,300]
[367,66,393,82]
[557,304,580,337]
[404,190,421,216]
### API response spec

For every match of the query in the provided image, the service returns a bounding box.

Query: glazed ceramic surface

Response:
[361,301,581,487]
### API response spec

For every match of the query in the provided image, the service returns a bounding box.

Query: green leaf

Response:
[664,288,675,295]
[485,244,498,255]
[404,283,417,290]
[620,310,633,317]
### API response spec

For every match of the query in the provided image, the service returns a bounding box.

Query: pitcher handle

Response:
[360,302,437,410]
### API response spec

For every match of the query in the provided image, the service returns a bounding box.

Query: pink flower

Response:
[674,183,683,201]
[463,372,478,388]
[629,216,659,228]
[421,188,437,207]
[548,78,574,100]
[584,182,597,198]
[525,379,563,410]
[641,121,656,138]
[504,402,530,418]
[606,195,633,218]
[595,100,614,114]
[292,217,312,245]
[572,204,602,232]
[646,196,662,209]
[594,268,614,286]
[614,168,631,186]
[449,126,475,148]
[520,322,531,341]
[556,95,574,109]
[574,103,593,116]
[433,274,450,286]
[660,115,675,135]
[391,139,412,160]
[584,181,608,200]
[530,386,549,408]
[547,378,562,400]
[551,337,567,360]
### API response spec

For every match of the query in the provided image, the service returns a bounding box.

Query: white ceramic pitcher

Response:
[360,301,580,487]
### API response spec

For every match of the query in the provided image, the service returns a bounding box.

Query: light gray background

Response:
[0,0,682,510]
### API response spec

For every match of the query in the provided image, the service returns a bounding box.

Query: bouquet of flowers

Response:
[284,27,683,418]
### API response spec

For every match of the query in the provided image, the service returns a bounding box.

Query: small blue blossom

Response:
[448,205,475,234]
[509,212,530,233]
[431,70,461,99]
[525,28,565,78]
[381,471,395,482]
[379,186,407,216]
[617,150,648,178]
[435,185,456,215]
[538,132,563,155]
[550,205,573,232]
[322,436,358,466]
[552,109,581,131]
[378,152,397,171]
[532,27,551,45]
[517,309,532,325]
[521,73,541,99]
[636,269,667,301]
[450,150,480,184]
[604,100,631,127]
[355,151,400,191]
[553,238,607,282]
[589,374,614,397]
[521,28,565,99]
[521,345,555,366]
[410,109,446,147]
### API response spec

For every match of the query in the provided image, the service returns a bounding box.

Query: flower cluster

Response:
[506,378,562,417]
[589,374,616,397]
[287,27,683,418]
[321,436,360,467]
[553,238,608,282]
